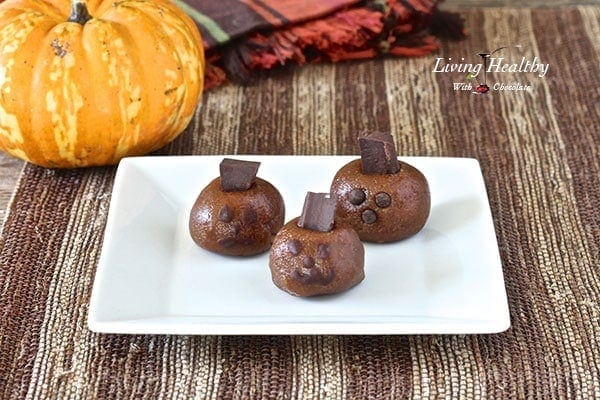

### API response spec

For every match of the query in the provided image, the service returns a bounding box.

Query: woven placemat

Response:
[1,7,599,399]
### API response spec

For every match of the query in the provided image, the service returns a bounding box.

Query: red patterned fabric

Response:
[179,0,466,89]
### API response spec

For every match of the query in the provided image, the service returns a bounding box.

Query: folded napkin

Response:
[173,0,466,89]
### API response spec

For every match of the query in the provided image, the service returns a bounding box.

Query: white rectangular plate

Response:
[88,155,510,335]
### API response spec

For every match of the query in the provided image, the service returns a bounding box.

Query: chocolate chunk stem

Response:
[297,192,336,232]
[358,130,400,174]
[219,158,260,191]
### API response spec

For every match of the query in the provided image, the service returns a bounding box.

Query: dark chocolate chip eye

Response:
[218,205,233,222]
[316,243,330,259]
[241,207,257,225]
[348,188,366,205]
[287,240,302,256]
[303,256,315,268]
[362,209,377,224]
[375,192,391,208]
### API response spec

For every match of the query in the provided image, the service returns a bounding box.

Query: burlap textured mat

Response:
[1,7,598,399]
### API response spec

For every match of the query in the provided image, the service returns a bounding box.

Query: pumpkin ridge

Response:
[80,20,130,164]
[96,10,183,155]
[45,24,87,166]
[127,0,202,140]
[0,1,64,22]
[80,20,126,163]
[0,12,55,164]
[30,29,61,165]
[149,1,204,136]
[108,0,193,131]
[93,21,142,161]
[42,0,72,18]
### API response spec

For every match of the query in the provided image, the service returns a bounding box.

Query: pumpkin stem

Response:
[68,0,92,25]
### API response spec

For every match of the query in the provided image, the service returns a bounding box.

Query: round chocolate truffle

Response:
[189,177,285,256]
[331,159,430,242]
[269,217,365,297]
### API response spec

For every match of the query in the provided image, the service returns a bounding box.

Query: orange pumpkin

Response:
[0,0,204,168]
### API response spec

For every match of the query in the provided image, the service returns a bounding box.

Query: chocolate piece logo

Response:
[219,158,260,191]
[358,131,400,174]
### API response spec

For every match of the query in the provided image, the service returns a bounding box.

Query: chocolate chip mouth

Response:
[217,236,237,248]
[292,267,335,285]
[217,232,258,248]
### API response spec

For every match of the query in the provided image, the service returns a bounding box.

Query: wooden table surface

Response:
[0,0,592,227]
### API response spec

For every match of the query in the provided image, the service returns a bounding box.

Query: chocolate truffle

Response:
[330,131,430,242]
[189,158,285,256]
[269,192,364,297]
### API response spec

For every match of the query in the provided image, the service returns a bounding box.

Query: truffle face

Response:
[269,218,365,297]
[189,177,285,256]
[331,159,430,243]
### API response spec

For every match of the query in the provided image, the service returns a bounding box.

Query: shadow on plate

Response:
[429,196,481,233]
